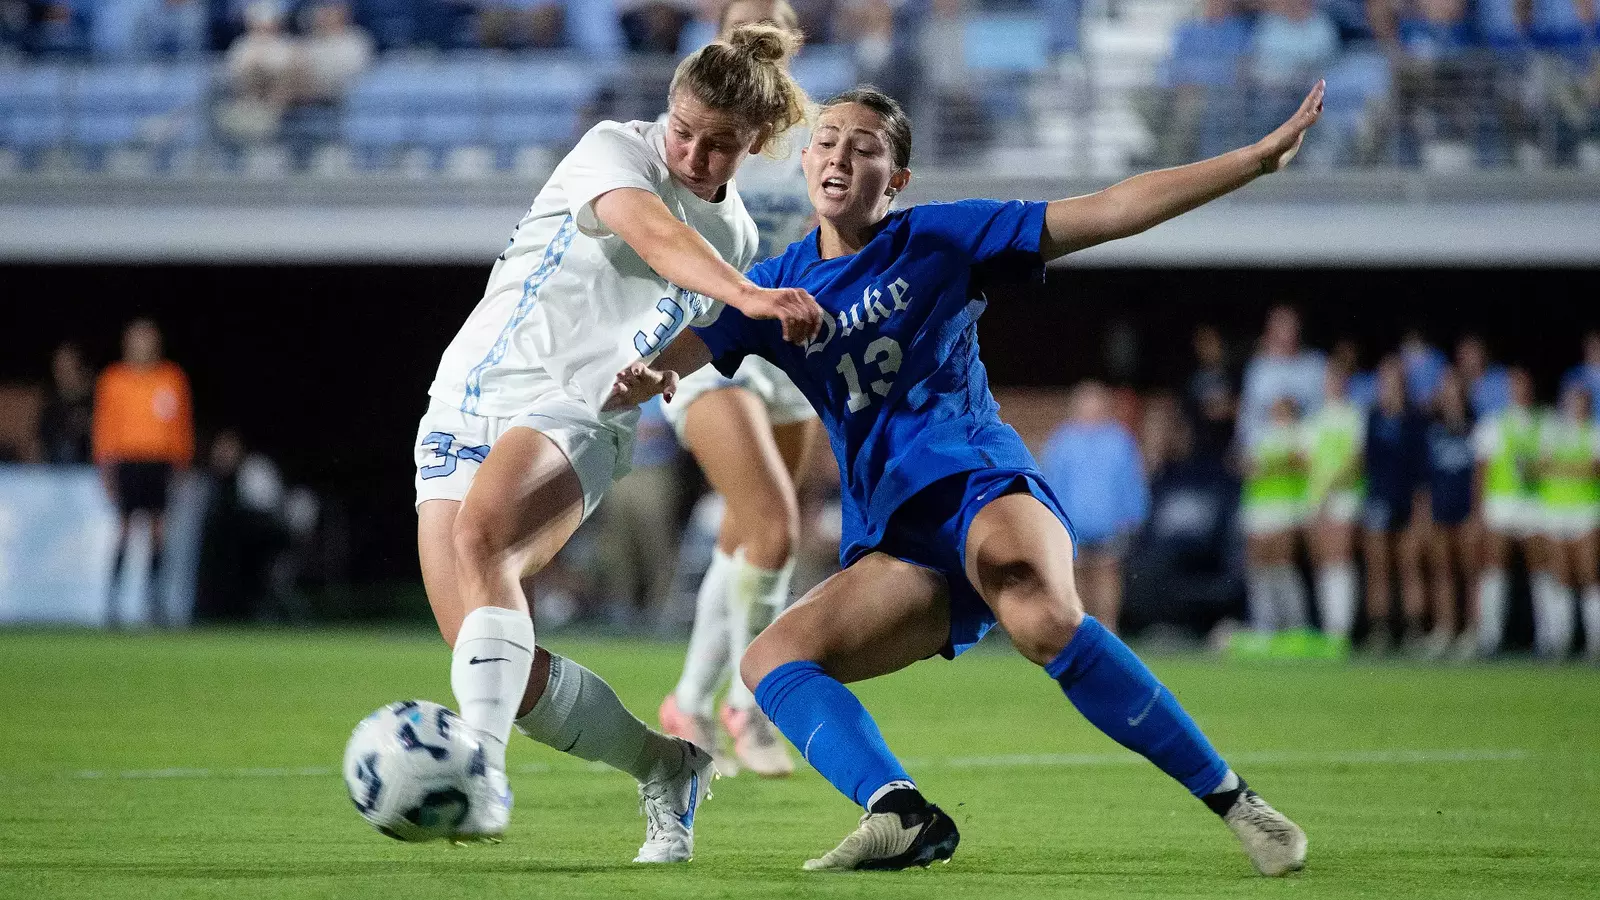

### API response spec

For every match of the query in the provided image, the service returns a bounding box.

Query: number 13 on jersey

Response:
[835,337,902,413]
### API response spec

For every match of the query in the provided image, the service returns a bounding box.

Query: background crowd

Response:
[3,0,1597,172]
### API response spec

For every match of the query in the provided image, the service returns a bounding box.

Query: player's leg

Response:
[1452,519,1483,657]
[1076,546,1120,630]
[1312,514,1358,643]
[1576,530,1600,663]
[1398,507,1429,650]
[1362,525,1394,651]
[1531,534,1576,659]
[965,491,1306,876]
[1477,525,1511,655]
[741,554,959,869]
[678,387,807,775]
[1424,523,1459,657]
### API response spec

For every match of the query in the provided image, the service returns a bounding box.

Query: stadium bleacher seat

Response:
[789,46,856,104]
[483,58,594,171]
[0,65,71,169]
[68,62,209,171]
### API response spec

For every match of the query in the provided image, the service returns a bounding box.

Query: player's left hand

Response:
[602,360,678,412]
[1256,80,1324,174]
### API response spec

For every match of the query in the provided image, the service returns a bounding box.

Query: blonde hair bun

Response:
[725,22,799,66]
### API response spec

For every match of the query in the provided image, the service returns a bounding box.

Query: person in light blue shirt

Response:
[1400,330,1448,408]
[1040,381,1150,631]
[1560,330,1600,418]
[1239,305,1325,448]
[617,82,1321,874]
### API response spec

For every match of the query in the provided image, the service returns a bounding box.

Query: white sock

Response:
[1271,564,1310,629]
[1582,585,1600,653]
[724,550,795,711]
[1246,569,1276,633]
[451,606,535,772]
[1532,572,1575,657]
[1316,563,1357,639]
[515,653,685,783]
[673,548,734,718]
[1477,568,1508,653]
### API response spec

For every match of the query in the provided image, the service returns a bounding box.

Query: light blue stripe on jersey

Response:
[462,215,579,414]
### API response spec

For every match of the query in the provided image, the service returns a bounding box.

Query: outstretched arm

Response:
[1040,81,1324,260]
[601,332,714,411]
[591,187,821,343]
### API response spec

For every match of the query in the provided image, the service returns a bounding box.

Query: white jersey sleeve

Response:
[563,124,669,238]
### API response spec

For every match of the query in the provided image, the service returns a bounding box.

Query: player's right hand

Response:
[736,285,823,345]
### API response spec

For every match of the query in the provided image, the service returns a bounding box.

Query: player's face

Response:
[664,93,763,201]
[803,103,902,228]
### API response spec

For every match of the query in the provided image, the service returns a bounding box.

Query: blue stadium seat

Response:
[344,61,433,167]
[0,66,71,166]
[68,62,210,169]
[412,62,486,155]
[483,58,594,168]
[963,14,1049,72]
[790,46,856,101]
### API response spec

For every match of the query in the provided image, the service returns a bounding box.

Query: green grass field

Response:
[1,629,1596,899]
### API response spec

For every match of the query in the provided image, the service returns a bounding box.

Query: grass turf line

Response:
[0,629,1596,899]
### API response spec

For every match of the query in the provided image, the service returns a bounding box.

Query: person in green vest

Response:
[1304,362,1365,649]
[1531,383,1599,661]
[1240,395,1310,643]
[1471,367,1543,656]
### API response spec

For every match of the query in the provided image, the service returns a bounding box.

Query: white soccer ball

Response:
[343,700,487,842]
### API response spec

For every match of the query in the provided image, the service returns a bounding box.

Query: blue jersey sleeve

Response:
[691,304,759,378]
[914,199,1049,281]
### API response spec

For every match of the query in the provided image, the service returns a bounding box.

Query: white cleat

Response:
[633,740,715,863]
[452,765,512,844]
[722,704,794,778]
[1223,789,1307,876]
[803,804,959,871]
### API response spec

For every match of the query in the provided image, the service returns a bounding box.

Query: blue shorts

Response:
[849,467,1076,659]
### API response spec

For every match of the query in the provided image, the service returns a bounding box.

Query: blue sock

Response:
[754,661,912,808]
[1046,616,1229,797]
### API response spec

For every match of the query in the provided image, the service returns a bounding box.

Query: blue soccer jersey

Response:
[693,198,1050,563]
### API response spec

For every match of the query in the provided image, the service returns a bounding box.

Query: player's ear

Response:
[887,167,912,196]
[747,125,773,156]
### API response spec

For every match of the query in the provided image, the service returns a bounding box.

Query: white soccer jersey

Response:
[736,126,814,262]
[429,120,759,418]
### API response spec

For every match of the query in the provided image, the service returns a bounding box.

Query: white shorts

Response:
[1315,490,1362,525]
[1482,496,1538,538]
[1541,506,1600,541]
[660,355,815,441]
[413,390,638,522]
[1242,501,1309,536]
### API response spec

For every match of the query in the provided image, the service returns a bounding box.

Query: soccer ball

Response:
[343,700,487,842]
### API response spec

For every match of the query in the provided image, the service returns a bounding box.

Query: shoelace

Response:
[1235,796,1297,841]
[638,788,678,843]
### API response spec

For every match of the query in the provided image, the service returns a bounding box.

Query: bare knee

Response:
[978,555,1084,666]
[739,628,793,695]
[734,500,799,570]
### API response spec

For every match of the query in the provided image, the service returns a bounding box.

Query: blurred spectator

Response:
[1240,395,1311,637]
[1399,328,1448,406]
[1251,0,1339,142]
[1305,363,1365,645]
[1331,338,1378,407]
[1039,380,1150,631]
[1455,333,1512,417]
[1360,355,1429,652]
[281,0,372,168]
[89,0,206,57]
[1239,305,1326,449]
[37,341,95,465]
[593,398,685,629]
[1525,0,1598,165]
[194,428,294,622]
[918,0,991,163]
[1154,0,1251,165]
[1472,367,1540,656]
[1559,329,1600,417]
[26,0,87,54]
[92,318,193,628]
[840,0,904,93]
[1529,381,1597,659]
[217,0,297,145]
[1183,324,1237,462]
[618,0,694,52]
[477,0,565,49]
[1422,366,1477,658]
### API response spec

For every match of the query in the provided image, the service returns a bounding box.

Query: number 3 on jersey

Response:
[835,336,902,413]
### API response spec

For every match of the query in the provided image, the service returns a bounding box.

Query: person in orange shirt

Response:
[93,319,194,626]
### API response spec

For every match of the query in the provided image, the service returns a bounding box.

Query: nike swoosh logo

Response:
[678,772,699,828]
[469,657,510,665]
[1127,687,1162,727]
